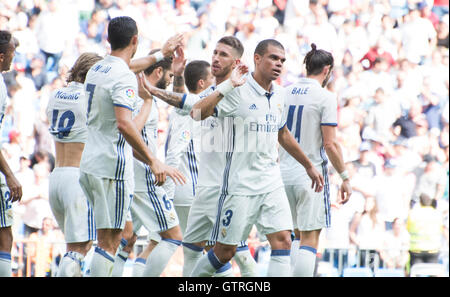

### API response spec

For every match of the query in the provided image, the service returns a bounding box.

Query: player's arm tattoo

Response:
[151,88,185,108]
[173,75,185,93]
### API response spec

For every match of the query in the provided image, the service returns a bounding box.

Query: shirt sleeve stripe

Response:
[113,103,134,111]
[321,123,338,126]
[179,94,187,109]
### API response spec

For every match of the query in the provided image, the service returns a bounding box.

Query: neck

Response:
[307,74,324,87]
[252,71,272,92]
[111,48,134,66]
[215,71,232,85]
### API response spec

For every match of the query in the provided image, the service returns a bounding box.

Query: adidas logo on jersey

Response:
[249,104,258,110]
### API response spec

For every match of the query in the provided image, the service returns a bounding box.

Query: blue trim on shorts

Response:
[211,122,235,242]
[271,249,291,256]
[0,251,11,261]
[182,242,204,252]
[236,245,249,252]
[162,238,182,246]
[320,146,331,228]
[300,245,317,254]
[0,187,5,227]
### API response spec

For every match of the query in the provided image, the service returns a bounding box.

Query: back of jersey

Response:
[279,78,338,185]
[46,82,88,143]
[80,55,138,181]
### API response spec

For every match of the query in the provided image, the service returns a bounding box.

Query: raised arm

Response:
[172,47,187,94]
[190,63,249,121]
[129,33,184,74]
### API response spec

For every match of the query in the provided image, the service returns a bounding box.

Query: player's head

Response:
[67,52,103,84]
[0,30,19,72]
[254,39,286,82]
[143,49,174,89]
[211,36,244,79]
[184,60,213,94]
[107,16,138,57]
[304,43,334,87]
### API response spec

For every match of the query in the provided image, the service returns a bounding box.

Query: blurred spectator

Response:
[18,163,52,237]
[33,0,71,77]
[349,196,385,267]
[373,159,410,229]
[26,217,64,277]
[407,193,445,268]
[0,0,447,276]
[379,218,410,271]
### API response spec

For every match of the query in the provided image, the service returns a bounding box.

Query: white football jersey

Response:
[133,97,159,192]
[175,85,228,189]
[80,55,138,181]
[214,74,286,196]
[163,109,198,206]
[46,82,88,143]
[279,77,338,185]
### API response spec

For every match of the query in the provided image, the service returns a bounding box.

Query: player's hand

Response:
[5,174,22,202]
[230,63,248,87]
[163,164,187,186]
[137,72,152,100]
[172,47,186,76]
[337,179,352,204]
[161,33,184,59]
[149,159,167,186]
[306,166,324,193]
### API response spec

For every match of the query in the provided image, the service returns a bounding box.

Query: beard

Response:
[156,77,167,89]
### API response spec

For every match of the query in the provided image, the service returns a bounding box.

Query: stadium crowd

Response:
[0,0,448,276]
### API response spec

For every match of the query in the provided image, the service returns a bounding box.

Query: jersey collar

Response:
[247,72,274,97]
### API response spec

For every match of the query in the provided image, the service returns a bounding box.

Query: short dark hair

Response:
[184,60,211,93]
[254,39,284,56]
[217,36,244,58]
[0,30,12,54]
[143,49,173,76]
[303,43,334,75]
[107,16,138,50]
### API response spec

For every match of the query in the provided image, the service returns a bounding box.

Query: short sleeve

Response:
[321,93,338,126]
[215,88,240,118]
[111,72,138,111]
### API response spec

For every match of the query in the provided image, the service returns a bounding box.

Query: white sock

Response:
[233,245,257,277]
[57,251,84,277]
[111,238,129,277]
[290,238,300,271]
[132,258,146,277]
[191,249,225,277]
[293,246,317,277]
[182,243,204,277]
[267,249,291,277]
[142,238,181,277]
[0,252,11,277]
[213,262,234,277]
[89,247,115,277]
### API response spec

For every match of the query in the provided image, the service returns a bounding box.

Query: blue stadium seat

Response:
[374,268,405,277]
[342,267,373,277]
